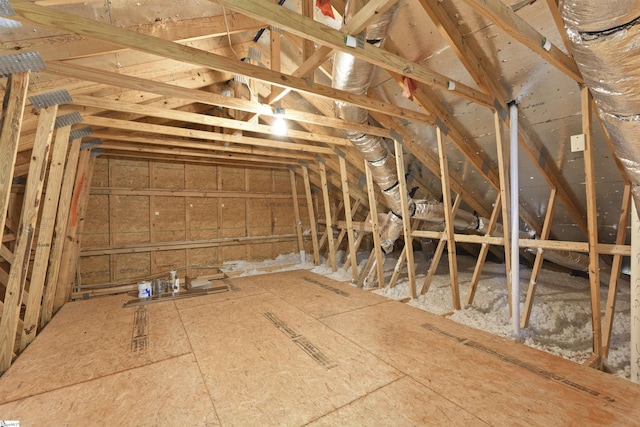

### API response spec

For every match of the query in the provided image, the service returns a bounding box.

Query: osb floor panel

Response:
[0,271,639,426]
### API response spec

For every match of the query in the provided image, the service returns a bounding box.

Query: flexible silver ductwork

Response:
[333,0,592,275]
[333,1,480,254]
[560,1,640,215]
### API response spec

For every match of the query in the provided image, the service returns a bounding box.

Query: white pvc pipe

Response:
[631,200,640,383]
[510,103,520,335]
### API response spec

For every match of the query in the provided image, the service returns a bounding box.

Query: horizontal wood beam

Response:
[92,132,316,161]
[84,115,335,154]
[90,187,302,199]
[80,234,301,256]
[11,2,430,124]
[211,0,493,108]
[71,95,350,147]
[44,61,395,139]
[1,13,264,60]
[102,152,290,170]
[100,143,298,167]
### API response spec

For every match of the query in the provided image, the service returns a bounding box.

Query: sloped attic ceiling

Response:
[0,0,632,250]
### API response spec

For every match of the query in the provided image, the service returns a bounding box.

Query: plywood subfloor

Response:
[1,270,639,426]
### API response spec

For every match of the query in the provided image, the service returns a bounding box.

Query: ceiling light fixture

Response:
[273,107,287,136]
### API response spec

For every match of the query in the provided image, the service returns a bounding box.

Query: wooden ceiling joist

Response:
[100,145,296,168]
[261,0,399,107]
[82,115,336,155]
[71,95,350,147]
[43,61,398,139]
[91,131,315,162]
[211,0,494,109]
[102,152,290,171]
[1,13,264,61]
[9,1,430,125]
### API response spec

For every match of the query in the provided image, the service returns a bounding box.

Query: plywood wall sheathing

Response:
[79,160,304,287]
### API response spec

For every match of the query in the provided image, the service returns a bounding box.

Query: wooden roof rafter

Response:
[71,94,351,147]
[91,131,318,162]
[99,143,300,167]
[43,61,405,138]
[257,0,399,109]
[1,12,265,61]
[82,115,336,155]
[417,0,588,237]
[210,0,494,109]
[7,1,431,125]
[460,0,582,83]
[101,151,294,171]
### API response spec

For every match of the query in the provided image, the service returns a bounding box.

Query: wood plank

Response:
[0,354,219,425]
[40,138,82,328]
[521,188,557,328]
[52,150,91,315]
[3,273,640,425]
[0,295,194,404]
[261,0,399,107]
[322,300,640,425]
[83,115,336,155]
[0,104,57,373]
[179,290,401,425]
[270,19,281,93]
[0,245,13,265]
[252,271,387,319]
[461,0,582,82]
[466,193,502,306]
[1,13,264,60]
[11,2,430,125]
[103,149,294,170]
[393,140,416,298]
[332,200,361,256]
[20,126,72,351]
[494,111,513,312]
[44,61,396,141]
[319,162,337,272]
[81,235,300,257]
[213,0,494,108]
[343,212,371,273]
[301,0,314,62]
[543,0,572,54]
[71,95,350,146]
[97,147,295,170]
[94,132,314,161]
[371,112,490,218]
[319,200,343,254]
[340,157,358,281]
[436,126,460,310]
[365,161,385,288]
[420,196,462,296]
[289,170,306,259]
[0,72,29,254]
[414,2,588,238]
[602,184,631,357]
[90,187,299,199]
[581,86,602,366]
[302,166,320,265]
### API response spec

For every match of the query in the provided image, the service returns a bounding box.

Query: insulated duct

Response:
[560,1,640,216]
[333,0,593,275]
[333,1,479,254]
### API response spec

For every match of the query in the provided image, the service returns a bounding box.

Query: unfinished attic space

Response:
[2,0,640,424]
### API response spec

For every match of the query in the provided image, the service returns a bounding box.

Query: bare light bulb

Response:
[273,116,287,136]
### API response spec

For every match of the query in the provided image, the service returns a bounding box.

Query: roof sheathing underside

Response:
[0,0,630,245]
